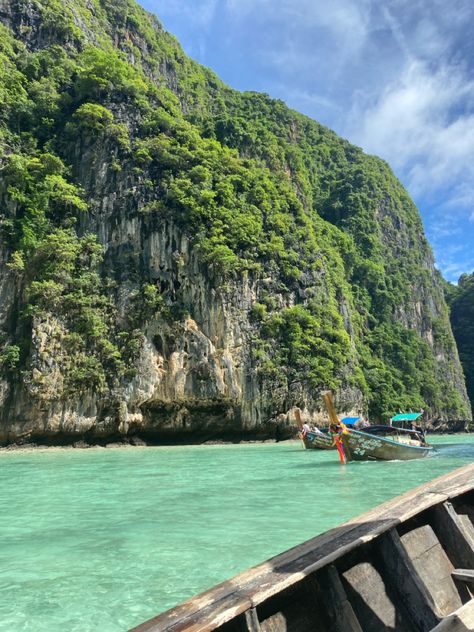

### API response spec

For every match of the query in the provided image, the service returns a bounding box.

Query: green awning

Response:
[390,412,422,422]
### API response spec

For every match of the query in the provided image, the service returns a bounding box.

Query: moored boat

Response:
[341,425,434,461]
[295,408,334,450]
[323,391,434,462]
[295,407,362,451]
[130,463,474,632]
[300,428,334,450]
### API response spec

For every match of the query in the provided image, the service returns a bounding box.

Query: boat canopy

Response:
[341,417,360,426]
[363,425,422,436]
[390,412,422,422]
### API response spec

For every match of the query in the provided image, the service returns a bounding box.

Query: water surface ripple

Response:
[0,434,473,631]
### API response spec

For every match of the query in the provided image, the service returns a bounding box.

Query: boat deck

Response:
[432,600,474,631]
[130,464,474,632]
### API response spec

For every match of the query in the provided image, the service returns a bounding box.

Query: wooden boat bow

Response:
[130,463,474,632]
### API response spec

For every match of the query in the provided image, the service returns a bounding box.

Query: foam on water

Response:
[0,434,473,631]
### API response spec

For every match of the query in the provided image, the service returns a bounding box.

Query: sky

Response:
[139,0,474,282]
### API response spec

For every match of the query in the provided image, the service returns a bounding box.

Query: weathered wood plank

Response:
[401,525,462,617]
[378,529,439,631]
[257,600,317,632]
[255,579,327,632]
[431,502,474,570]
[452,570,474,585]
[342,560,416,631]
[241,609,260,632]
[257,611,285,632]
[456,496,474,527]
[307,565,363,632]
[429,599,474,632]
[458,514,474,547]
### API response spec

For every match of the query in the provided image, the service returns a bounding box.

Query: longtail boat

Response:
[295,409,334,450]
[322,392,434,462]
[130,464,474,632]
[342,425,434,461]
[295,409,366,451]
[299,429,334,450]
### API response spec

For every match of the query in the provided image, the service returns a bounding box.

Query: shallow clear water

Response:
[0,434,473,631]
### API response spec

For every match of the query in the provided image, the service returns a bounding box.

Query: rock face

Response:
[0,0,471,445]
[446,273,474,424]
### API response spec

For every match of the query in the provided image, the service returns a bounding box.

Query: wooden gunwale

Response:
[130,463,474,632]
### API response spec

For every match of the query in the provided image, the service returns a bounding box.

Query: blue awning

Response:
[390,412,422,422]
[341,417,360,426]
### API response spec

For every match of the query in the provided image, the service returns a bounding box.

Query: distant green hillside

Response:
[446,273,474,418]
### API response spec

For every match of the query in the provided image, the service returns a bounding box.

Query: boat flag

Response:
[335,438,346,464]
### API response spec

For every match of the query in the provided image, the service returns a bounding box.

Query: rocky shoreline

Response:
[0,428,471,452]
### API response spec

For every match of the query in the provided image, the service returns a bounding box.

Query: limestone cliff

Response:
[0,0,471,445]
[446,273,474,424]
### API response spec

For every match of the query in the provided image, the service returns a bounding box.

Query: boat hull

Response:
[300,430,334,450]
[131,464,474,632]
[341,428,433,461]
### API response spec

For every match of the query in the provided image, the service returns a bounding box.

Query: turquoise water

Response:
[0,434,473,631]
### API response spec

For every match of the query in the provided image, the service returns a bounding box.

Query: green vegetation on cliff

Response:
[446,273,474,417]
[0,0,471,426]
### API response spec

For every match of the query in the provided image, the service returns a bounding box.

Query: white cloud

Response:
[224,0,370,69]
[349,59,474,203]
[281,0,369,45]
[440,259,473,281]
